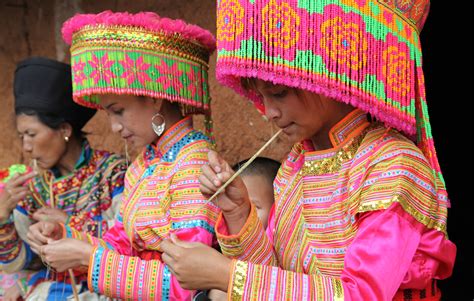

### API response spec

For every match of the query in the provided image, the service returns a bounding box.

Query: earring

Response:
[64,136,69,142]
[151,113,166,136]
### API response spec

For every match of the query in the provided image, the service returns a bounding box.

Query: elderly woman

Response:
[0,57,127,299]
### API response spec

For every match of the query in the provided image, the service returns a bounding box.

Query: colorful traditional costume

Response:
[214,0,455,300]
[0,57,127,299]
[61,11,219,300]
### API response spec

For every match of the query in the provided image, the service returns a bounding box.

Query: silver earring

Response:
[64,136,69,142]
[151,113,165,136]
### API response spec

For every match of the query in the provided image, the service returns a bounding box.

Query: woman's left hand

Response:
[40,238,93,272]
[161,234,231,291]
[32,207,68,224]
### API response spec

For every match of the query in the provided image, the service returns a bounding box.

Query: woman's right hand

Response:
[26,220,63,254]
[199,150,251,233]
[0,172,36,222]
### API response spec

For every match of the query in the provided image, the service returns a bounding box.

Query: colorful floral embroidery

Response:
[261,0,301,60]
[72,60,87,86]
[381,33,412,102]
[217,0,245,50]
[119,55,152,86]
[155,61,184,92]
[320,5,369,77]
[89,53,116,85]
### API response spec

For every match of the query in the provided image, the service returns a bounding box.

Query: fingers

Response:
[26,222,51,252]
[7,186,31,201]
[199,172,219,195]
[41,221,57,237]
[160,239,181,261]
[8,171,36,188]
[208,150,224,173]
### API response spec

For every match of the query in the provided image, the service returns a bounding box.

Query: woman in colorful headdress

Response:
[160,0,456,300]
[0,57,127,300]
[29,11,219,300]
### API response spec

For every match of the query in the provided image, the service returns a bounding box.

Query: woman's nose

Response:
[110,120,123,133]
[22,138,33,153]
[263,99,281,121]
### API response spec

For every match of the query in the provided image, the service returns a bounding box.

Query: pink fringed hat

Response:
[216,0,447,200]
[62,11,215,116]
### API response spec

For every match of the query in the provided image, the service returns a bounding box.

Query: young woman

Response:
[29,11,219,300]
[160,1,456,300]
[0,57,127,299]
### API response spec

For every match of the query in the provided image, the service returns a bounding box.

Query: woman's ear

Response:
[59,123,73,140]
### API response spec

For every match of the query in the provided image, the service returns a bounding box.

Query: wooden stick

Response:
[194,129,282,215]
[69,269,80,301]
[16,279,26,297]
[32,158,38,173]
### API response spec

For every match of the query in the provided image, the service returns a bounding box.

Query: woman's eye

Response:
[113,109,124,116]
[272,90,288,98]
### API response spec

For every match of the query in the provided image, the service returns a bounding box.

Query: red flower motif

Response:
[119,55,152,86]
[185,68,199,98]
[155,61,184,92]
[88,53,116,85]
[72,60,87,86]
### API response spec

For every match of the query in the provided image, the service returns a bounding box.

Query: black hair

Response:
[15,108,85,139]
[232,157,281,185]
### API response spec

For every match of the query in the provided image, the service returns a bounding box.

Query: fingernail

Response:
[215,165,221,173]
[213,179,220,186]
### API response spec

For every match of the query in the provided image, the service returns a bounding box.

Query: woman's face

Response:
[251,79,352,145]
[16,114,67,170]
[100,94,159,149]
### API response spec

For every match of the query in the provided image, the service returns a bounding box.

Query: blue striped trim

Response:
[91,247,105,293]
[171,220,215,234]
[162,265,171,301]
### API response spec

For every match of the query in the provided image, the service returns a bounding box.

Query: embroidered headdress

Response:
[62,11,215,117]
[216,0,447,202]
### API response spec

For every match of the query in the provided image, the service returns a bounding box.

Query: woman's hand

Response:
[161,234,231,291]
[40,238,93,272]
[0,172,36,222]
[32,207,68,224]
[2,284,23,301]
[27,220,63,254]
[200,151,251,233]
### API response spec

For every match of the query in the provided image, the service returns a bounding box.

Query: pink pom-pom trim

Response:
[62,10,216,52]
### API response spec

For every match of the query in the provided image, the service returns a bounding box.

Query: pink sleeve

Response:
[341,203,424,300]
[64,213,135,257]
[228,203,452,300]
[100,216,134,256]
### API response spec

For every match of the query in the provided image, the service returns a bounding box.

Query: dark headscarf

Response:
[14,57,96,130]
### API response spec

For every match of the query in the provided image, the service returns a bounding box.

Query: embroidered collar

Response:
[301,109,369,152]
[144,116,193,163]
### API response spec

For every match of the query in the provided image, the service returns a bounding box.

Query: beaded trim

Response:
[230,260,248,301]
[72,25,211,64]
